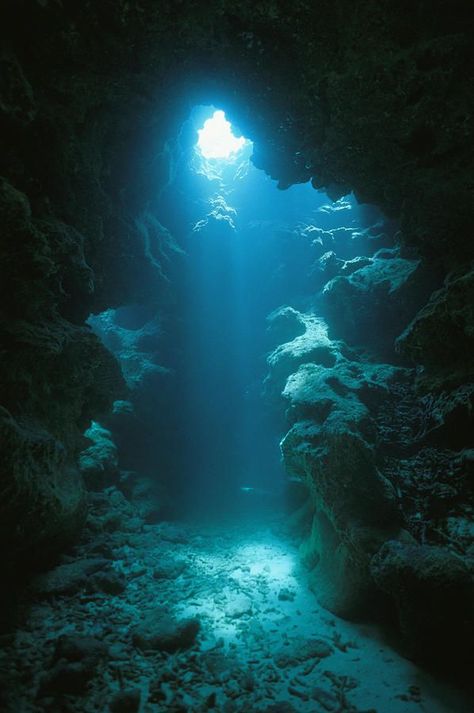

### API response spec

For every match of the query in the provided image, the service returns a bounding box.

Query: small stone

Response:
[205,691,217,708]
[39,661,94,696]
[274,638,333,668]
[278,588,295,601]
[53,634,107,664]
[263,703,298,713]
[152,559,186,580]
[311,686,339,711]
[225,594,252,618]
[159,524,189,543]
[110,688,141,712]
[89,570,126,594]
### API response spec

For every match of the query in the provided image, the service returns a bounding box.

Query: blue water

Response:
[154,107,386,514]
[88,105,388,516]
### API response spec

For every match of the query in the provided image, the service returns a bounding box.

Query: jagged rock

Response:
[0,407,87,569]
[266,313,340,394]
[371,541,474,665]
[0,52,37,126]
[79,421,118,490]
[132,608,200,652]
[0,177,31,229]
[323,255,434,351]
[396,269,474,389]
[88,310,169,390]
[266,306,306,346]
[279,353,407,615]
[0,322,124,571]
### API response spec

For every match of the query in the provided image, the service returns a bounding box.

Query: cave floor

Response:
[0,509,471,713]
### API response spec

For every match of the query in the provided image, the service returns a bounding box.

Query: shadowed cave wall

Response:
[0,0,473,675]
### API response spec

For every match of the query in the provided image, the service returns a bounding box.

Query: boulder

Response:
[53,635,107,665]
[132,608,200,652]
[33,558,109,597]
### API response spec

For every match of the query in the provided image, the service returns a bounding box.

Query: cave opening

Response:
[196,108,250,159]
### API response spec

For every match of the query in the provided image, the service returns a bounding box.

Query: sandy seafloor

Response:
[1,502,471,713]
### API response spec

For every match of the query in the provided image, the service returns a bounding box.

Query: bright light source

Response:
[197,110,248,159]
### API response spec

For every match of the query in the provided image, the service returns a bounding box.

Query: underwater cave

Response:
[0,2,473,712]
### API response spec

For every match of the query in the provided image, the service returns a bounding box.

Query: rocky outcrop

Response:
[266,312,340,395]
[271,312,408,615]
[397,268,474,389]
[0,323,124,571]
[323,253,436,352]
[270,303,473,669]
